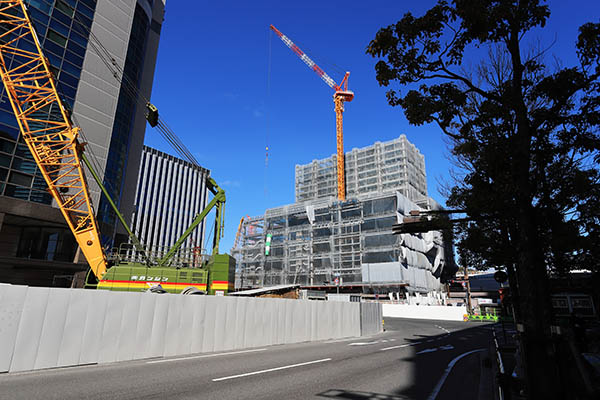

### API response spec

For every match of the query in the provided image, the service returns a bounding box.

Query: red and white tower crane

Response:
[270,25,354,201]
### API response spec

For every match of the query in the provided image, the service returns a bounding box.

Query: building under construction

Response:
[232,136,456,294]
[295,135,427,203]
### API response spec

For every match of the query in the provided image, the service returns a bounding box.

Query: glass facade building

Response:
[97,1,154,245]
[0,0,96,205]
[0,0,166,286]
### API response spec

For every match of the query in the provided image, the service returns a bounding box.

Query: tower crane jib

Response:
[270,24,354,201]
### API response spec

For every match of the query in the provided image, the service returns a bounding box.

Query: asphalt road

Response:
[0,318,494,400]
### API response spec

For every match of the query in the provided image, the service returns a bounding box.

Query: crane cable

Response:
[69,13,200,167]
[265,27,272,198]
[69,12,215,249]
[203,219,214,256]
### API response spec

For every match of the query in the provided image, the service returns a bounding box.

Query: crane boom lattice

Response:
[0,0,107,278]
[270,24,353,201]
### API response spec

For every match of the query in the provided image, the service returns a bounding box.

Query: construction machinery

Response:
[232,215,249,251]
[0,0,234,294]
[270,24,354,201]
[91,175,234,295]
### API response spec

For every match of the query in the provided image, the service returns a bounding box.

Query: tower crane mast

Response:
[270,25,353,201]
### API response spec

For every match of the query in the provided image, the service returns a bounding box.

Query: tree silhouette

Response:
[367,1,599,397]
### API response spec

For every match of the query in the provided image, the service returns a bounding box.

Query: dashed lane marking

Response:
[379,342,421,351]
[416,344,454,355]
[348,338,396,346]
[349,341,380,346]
[147,348,267,364]
[435,325,451,334]
[324,338,362,344]
[212,358,332,382]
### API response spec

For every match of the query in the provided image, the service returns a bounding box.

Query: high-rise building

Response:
[130,146,210,254]
[0,0,165,286]
[295,135,427,203]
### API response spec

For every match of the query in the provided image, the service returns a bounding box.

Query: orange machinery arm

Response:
[270,24,354,201]
[232,215,248,251]
[0,0,108,278]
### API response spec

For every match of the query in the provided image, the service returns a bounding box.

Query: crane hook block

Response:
[146,102,159,127]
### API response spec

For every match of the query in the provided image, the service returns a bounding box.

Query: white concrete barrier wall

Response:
[382,304,467,321]
[0,285,381,373]
[360,302,383,336]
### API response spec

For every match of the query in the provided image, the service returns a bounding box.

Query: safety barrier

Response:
[360,302,383,336]
[382,303,468,321]
[0,284,381,373]
[463,311,500,322]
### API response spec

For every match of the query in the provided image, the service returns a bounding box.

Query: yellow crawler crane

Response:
[0,0,107,278]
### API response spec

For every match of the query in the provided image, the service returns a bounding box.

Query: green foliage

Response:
[367,0,600,276]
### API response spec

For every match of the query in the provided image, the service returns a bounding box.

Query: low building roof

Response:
[229,284,300,296]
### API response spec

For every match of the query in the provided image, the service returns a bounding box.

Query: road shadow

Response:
[393,322,493,400]
[317,388,411,399]
[321,320,494,400]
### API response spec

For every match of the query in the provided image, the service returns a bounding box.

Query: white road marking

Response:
[416,344,454,355]
[349,341,380,346]
[379,342,420,351]
[435,325,451,334]
[212,358,332,382]
[348,337,396,346]
[147,348,267,364]
[427,348,485,400]
[324,337,360,343]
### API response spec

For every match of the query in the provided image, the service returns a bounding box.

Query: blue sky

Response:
[144,0,598,252]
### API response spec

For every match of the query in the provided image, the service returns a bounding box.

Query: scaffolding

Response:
[232,190,453,292]
[233,135,454,293]
[295,135,427,203]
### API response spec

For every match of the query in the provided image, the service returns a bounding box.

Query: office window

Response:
[55,0,75,18]
[8,171,32,186]
[47,29,67,47]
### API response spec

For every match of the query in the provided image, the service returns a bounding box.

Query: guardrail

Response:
[492,329,506,400]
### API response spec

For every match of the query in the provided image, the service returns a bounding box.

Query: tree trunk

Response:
[514,206,563,399]
[505,22,564,398]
